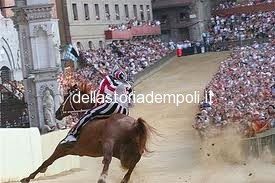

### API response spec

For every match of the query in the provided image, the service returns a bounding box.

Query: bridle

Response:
[61,89,88,114]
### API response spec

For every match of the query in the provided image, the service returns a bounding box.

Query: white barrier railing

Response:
[0,128,80,182]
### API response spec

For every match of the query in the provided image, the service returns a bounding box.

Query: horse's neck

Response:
[81,102,94,110]
[75,93,95,110]
[78,102,95,110]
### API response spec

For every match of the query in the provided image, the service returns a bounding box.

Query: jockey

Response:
[61,66,133,144]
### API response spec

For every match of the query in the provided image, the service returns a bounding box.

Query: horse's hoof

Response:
[121,178,129,183]
[20,178,30,183]
[97,174,107,183]
[97,179,106,183]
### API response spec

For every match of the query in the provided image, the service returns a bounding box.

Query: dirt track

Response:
[33,53,275,183]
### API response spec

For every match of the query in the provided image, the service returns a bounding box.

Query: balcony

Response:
[105,30,132,40]
[213,2,275,16]
[105,25,161,40]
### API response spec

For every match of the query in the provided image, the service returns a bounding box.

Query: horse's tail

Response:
[120,118,157,169]
[135,118,157,154]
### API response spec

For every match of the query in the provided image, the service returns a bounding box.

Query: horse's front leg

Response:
[98,140,114,183]
[20,144,68,183]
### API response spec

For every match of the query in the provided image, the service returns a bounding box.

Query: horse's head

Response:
[55,84,79,120]
[55,83,95,120]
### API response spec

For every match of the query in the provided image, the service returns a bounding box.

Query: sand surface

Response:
[27,52,275,183]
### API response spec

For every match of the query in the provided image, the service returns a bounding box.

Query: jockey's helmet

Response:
[112,66,127,82]
[113,69,127,81]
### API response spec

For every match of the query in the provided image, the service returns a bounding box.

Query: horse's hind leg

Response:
[20,145,68,183]
[121,154,141,183]
[98,140,114,183]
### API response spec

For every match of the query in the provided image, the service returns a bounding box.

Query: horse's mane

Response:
[69,82,96,94]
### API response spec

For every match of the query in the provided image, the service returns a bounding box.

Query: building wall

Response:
[153,0,212,42]
[60,0,153,49]
[56,0,71,45]
[0,13,22,81]
[154,7,191,41]
[189,0,212,41]
[1,0,154,50]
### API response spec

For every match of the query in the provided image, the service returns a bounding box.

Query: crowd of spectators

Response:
[0,80,24,100]
[202,10,275,51]
[176,40,208,55]
[193,42,275,137]
[108,19,161,31]
[215,0,274,10]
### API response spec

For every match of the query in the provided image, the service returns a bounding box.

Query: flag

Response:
[63,44,79,62]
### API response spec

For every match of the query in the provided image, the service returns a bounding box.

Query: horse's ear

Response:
[84,83,88,93]
[79,83,84,93]
[73,84,78,90]
[87,84,92,93]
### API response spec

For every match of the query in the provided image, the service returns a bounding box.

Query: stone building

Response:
[56,0,153,50]
[2,0,153,50]
[13,0,63,130]
[152,0,213,42]
[0,10,22,81]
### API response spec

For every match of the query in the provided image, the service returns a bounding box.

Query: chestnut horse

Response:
[21,85,155,183]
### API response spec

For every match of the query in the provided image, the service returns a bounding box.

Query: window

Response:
[95,4,100,20]
[124,5,129,19]
[0,66,11,83]
[140,5,144,21]
[72,3,78,20]
[179,12,189,21]
[133,5,137,19]
[88,41,93,49]
[84,4,90,20]
[146,5,151,20]
[160,15,168,24]
[105,4,110,20]
[77,42,82,50]
[115,4,120,20]
[99,41,103,48]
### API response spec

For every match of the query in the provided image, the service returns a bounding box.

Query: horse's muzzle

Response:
[55,108,64,120]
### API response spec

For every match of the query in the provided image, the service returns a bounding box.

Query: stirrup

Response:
[60,134,77,145]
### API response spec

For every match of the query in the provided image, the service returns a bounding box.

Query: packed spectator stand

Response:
[193,0,275,138]
[107,20,161,32]
[194,42,275,137]
[214,0,275,11]
[105,20,161,40]
[189,0,273,52]
[206,10,275,50]
[194,1,275,137]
